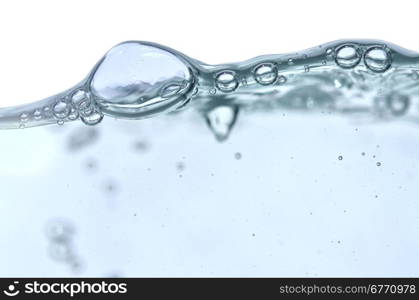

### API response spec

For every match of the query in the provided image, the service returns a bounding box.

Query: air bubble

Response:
[364,46,392,72]
[20,113,29,122]
[253,63,278,85]
[386,93,409,116]
[68,108,79,121]
[81,110,104,126]
[33,109,42,120]
[335,44,361,68]
[277,75,287,84]
[338,155,343,160]
[215,71,238,93]
[53,100,70,119]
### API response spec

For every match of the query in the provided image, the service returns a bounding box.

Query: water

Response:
[2,39,419,141]
[2,40,419,276]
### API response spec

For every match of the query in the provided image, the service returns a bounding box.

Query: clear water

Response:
[2,40,419,276]
[1,39,419,140]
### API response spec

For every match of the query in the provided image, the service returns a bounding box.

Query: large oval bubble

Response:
[89,42,195,119]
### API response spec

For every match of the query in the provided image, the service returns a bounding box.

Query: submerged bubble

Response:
[335,44,361,68]
[205,105,239,142]
[338,155,343,160]
[277,75,287,84]
[386,92,409,116]
[215,71,238,92]
[364,46,392,72]
[254,63,278,85]
[234,152,242,160]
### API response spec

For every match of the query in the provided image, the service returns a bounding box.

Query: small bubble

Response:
[253,63,278,85]
[81,110,104,126]
[53,100,70,119]
[215,71,238,93]
[71,90,88,106]
[20,113,29,122]
[33,109,42,120]
[335,44,361,68]
[376,162,381,167]
[287,58,294,65]
[338,155,343,160]
[57,119,65,126]
[277,75,287,84]
[361,152,366,156]
[234,152,242,160]
[364,46,392,73]
[176,161,185,172]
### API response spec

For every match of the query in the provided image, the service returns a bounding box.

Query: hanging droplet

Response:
[205,105,239,142]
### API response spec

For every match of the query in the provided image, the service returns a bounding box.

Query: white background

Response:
[1,0,419,107]
[1,0,419,277]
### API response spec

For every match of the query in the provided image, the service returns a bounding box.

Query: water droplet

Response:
[364,46,392,72]
[253,63,278,85]
[205,105,239,142]
[335,44,361,68]
[215,71,238,93]
[53,100,70,119]
[80,110,104,126]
